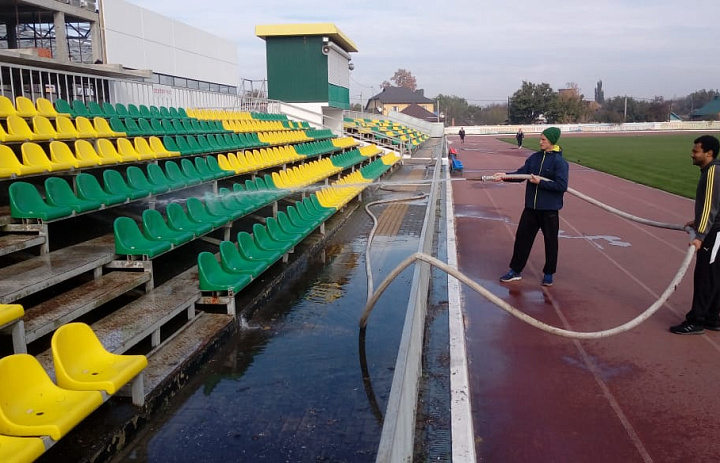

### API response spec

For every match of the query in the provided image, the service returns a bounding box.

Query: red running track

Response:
[451,135,720,463]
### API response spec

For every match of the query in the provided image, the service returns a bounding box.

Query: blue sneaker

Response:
[542,274,554,286]
[500,269,522,282]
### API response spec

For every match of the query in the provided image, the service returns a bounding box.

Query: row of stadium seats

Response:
[0,115,125,143]
[198,195,335,294]
[113,177,284,259]
[0,137,179,178]
[195,156,403,295]
[188,108,289,122]
[110,116,228,138]
[8,158,230,221]
[0,321,147,462]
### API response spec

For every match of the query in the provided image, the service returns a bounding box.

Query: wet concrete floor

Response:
[111,170,442,462]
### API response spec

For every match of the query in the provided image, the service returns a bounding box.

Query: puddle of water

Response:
[117,230,421,463]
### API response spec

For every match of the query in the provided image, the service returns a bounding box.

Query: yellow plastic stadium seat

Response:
[74,116,99,138]
[0,303,23,328]
[149,136,180,158]
[117,137,152,160]
[0,145,44,176]
[22,142,74,172]
[32,115,60,140]
[0,354,104,440]
[36,97,62,118]
[0,95,17,118]
[217,154,237,173]
[97,139,134,163]
[51,141,96,168]
[55,115,80,139]
[94,116,125,138]
[15,96,38,118]
[75,140,114,166]
[0,434,46,463]
[0,122,28,143]
[134,137,164,159]
[52,322,148,406]
[8,115,51,141]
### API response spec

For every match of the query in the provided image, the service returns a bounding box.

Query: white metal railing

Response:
[0,61,243,109]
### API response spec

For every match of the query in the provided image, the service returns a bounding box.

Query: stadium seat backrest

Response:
[71,100,91,118]
[55,115,80,138]
[15,96,38,117]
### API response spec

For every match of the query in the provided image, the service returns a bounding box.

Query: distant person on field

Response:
[516,128,524,149]
[493,127,568,287]
[670,135,720,335]
[459,127,466,144]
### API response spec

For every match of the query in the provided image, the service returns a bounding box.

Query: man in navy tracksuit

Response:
[494,127,569,286]
[671,135,720,335]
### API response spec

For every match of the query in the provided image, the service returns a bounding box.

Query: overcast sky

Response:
[125,0,720,106]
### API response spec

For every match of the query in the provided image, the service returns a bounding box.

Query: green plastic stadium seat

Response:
[166,202,213,236]
[185,197,228,228]
[114,103,130,118]
[127,104,142,119]
[203,193,241,221]
[141,209,194,245]
[103,169,151,200]
[86,101,105,118]
[9,181,74,220]
[195,156,225,180]
[252,223,293,253]
[76,172,128,206]
[147,163,184,190]
[181,158,214,182]
[114,216,172,258]
[219,240,266,277]
[71,100,92,118]
[265,217,303,243]
[164,160,201,186]
[54,99,75,118]
[102,102,117,118]
[237,231,283,263]
[44,177,103,213]
[198,252,252,293]
[126,166,170,195]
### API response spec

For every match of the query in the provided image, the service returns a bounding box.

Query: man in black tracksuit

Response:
[494,127,569,286]
[671,135,720,335]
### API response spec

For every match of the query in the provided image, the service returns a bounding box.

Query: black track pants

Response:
[687,230,720,325]
[509,208,559,275]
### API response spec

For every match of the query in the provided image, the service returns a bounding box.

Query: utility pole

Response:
[624,97,627,122]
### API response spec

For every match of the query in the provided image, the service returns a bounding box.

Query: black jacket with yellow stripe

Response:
[694,159,720,241]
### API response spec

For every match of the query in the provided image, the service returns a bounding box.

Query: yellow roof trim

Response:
[255,23,358,53]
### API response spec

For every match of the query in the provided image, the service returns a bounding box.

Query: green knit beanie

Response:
[541,127,561,145]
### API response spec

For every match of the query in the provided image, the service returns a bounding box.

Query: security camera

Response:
[322,45,331,55]
[348,62,355,71]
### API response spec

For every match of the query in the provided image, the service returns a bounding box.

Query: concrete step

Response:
[0,233,46,258]
[24,270,151,344]
[36,265,201,378]
[140,311,235,399]
[0,234,115,303]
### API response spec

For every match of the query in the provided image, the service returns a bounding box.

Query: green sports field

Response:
[499,132,720,199]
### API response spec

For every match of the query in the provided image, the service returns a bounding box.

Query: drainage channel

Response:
[111,165,434,462]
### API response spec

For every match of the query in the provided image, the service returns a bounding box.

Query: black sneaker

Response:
[704,322,720,332]
[670,322,705,335]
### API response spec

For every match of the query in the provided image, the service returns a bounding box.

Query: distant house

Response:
[690,95,720,121]
[366,86,435,117]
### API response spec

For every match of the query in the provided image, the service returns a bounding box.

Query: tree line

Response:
[356,69,719,126]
